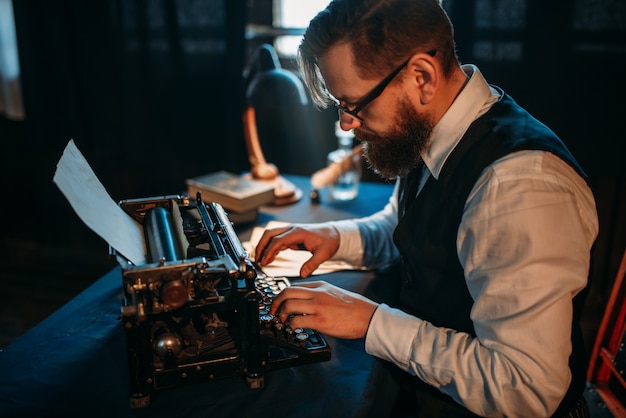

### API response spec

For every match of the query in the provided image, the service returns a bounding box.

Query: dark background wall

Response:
[3,0,246,238]
[447,0,625,177]
[0,0,625,352]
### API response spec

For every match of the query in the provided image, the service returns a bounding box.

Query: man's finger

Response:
[300,249,336,277]
[255,227,291,264]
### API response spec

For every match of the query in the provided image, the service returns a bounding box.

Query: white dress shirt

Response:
[326,65,599,417]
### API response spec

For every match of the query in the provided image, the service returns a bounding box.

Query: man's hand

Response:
[269,281,379,339]
[255,224,340,278]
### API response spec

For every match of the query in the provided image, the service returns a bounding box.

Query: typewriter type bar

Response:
[115,195,330,409]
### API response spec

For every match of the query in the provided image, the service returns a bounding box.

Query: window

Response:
[273,0,328,57]
[0,0,23,120]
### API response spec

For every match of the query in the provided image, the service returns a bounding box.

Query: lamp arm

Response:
[242,106,279,180]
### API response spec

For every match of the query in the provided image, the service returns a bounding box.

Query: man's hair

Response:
[297,0,458,107]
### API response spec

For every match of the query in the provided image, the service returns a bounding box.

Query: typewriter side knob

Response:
[161,280,188,310]
[154,332,183,360]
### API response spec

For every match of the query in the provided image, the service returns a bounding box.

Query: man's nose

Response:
[338,110,362,131]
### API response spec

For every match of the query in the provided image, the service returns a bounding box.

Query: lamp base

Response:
[242,173,302,206]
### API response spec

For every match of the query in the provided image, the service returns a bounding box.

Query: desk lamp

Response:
[242,44,303,205]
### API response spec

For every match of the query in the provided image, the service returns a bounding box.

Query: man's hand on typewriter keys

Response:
[255,223,340,278]
[257,223,378,339]
[269,281,379,339]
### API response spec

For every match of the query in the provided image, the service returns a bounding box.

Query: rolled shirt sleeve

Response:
[330,180,402,269]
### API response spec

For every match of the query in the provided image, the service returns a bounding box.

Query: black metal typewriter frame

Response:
[115,195,330,409]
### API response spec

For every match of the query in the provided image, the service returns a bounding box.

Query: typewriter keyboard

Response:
[255,275,329,351]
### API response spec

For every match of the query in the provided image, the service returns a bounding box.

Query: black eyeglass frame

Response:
[333,49,436,122]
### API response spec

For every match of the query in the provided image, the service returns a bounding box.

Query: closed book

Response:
[185,170,275,213]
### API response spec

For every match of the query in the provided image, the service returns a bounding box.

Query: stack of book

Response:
[185,171,275,224]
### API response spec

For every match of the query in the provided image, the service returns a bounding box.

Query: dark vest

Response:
[393,90,590,417]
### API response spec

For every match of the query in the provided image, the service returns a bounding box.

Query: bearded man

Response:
[255,1,598,416]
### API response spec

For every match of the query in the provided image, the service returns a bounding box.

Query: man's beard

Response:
[355,97,434,180]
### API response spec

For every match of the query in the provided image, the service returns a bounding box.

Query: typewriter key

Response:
[260,314,274,322]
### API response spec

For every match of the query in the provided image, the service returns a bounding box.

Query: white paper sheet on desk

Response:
[52,139,146,265]
[243,221,364,277]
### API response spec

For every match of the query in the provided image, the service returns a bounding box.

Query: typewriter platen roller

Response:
[116,194,330,409]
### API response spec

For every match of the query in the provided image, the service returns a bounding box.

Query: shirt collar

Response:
[421,64,500,180]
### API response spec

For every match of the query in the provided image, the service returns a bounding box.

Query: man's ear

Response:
[407,52,438,105]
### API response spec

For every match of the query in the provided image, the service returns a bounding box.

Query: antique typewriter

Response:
[115,194,330,408]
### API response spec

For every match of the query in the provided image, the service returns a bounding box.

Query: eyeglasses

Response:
[333,50,436,122]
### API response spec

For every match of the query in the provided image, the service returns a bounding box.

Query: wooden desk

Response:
[0,176,397,418]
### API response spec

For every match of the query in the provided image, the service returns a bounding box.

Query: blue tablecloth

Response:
[0,176,399,418]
